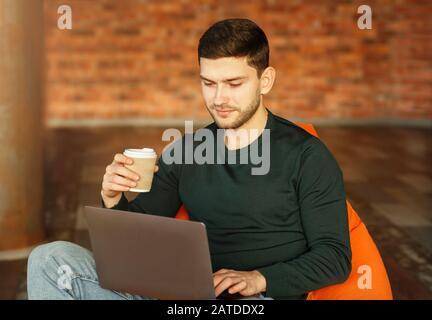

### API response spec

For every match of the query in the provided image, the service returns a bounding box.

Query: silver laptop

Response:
[84,206,216,300]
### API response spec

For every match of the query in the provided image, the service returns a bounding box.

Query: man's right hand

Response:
[101,153,159,208]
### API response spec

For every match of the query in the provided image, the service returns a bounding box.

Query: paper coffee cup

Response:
[123,148,157,192]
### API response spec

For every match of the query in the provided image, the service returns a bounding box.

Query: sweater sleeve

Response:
[101,146,183,218]
[257,136,352,299]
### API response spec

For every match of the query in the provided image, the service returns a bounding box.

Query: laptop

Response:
[84,206,216,300]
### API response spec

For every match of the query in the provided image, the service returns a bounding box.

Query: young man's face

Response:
[199,56,262,129]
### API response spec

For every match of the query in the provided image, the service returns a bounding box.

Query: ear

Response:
[260,67,276,95]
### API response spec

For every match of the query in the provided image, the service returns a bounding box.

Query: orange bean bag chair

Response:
[175,122,393,300]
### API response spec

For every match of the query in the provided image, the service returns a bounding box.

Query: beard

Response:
[208,89,262,129]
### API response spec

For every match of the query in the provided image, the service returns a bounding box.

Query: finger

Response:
[228,280,247,294]
[111,174,137,188]
[108,164,140,181]
[215,277,242,297]
[213,268,230,275]
[213,274,225,288]
[154,165,159,173]
[214,277,242,297]
[114,153,134,165]
[213,272,236,287]
[102,181,130,192]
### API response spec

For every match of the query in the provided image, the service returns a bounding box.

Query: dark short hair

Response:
[198,18,269,78]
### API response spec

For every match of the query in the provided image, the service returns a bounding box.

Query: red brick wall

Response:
[44,0,432,124]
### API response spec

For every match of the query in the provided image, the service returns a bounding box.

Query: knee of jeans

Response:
[28,241,78,274]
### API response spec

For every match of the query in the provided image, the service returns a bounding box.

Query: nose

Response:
[213,85,229,106]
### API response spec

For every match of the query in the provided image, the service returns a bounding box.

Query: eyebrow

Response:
[199,75,247,83]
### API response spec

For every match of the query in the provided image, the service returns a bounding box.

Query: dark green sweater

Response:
[103,109,352,299]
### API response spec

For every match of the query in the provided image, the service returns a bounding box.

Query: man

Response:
[27,18,351,300]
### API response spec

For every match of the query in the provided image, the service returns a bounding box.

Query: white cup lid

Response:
[124,148,156,158]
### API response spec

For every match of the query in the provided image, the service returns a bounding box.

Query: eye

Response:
[229,83,242,87]
[203,82,214,86]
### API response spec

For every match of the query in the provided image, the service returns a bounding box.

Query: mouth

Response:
[215,108,236,118]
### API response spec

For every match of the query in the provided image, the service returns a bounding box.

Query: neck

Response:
[224,103,269,150]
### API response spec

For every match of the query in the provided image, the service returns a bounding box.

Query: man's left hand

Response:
[213,268,267,298]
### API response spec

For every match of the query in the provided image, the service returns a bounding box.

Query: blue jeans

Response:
[27,241,273,300]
